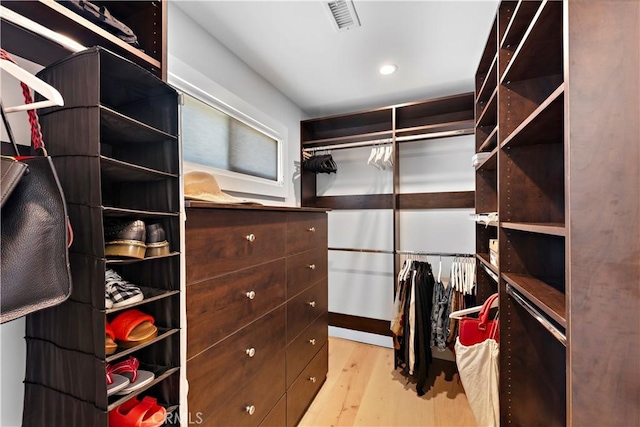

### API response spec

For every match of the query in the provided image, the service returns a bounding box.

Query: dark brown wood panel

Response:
[286,343,328,427]
[286,247,328,299]
[286,212,328,255]
[310,194,392,210]
[499,228,565,292]
[185,208,286,283]
[188,307,286,424]
[200,348,286,427]
[566,1,640,425]
[500,144,564,224]
[328,312,393,337]
[286,312,328,388]
[398,191,475,210]
[287,280,328,344]
[500,287,566,427]
[301,108,392,142]
[186,258,286,359]
[259,395,286,427]
[476,168,497,214]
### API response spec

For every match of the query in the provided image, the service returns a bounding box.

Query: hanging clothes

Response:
[392,260,435,396]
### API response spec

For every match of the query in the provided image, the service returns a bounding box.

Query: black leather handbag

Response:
[0,53,72,324]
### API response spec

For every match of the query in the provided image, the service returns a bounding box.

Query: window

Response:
[169,72,286,199]
[182,94,279,181]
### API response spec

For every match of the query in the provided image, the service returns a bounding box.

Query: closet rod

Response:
[302,138,392,153]
[328,247,475,257]
[506,284,567,346]
[0,6,86,53]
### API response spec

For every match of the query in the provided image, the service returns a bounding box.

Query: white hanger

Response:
[374,145,386,170]
[383,145,393,169]
[437,256,442,283]
[449,296,499,319]
[0,59,64,113]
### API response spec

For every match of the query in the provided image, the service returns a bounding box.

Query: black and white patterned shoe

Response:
[105,269,144,309]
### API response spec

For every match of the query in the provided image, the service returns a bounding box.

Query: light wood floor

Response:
[299,337,476,427]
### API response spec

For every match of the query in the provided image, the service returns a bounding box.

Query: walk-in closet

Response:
[0,1,638,426]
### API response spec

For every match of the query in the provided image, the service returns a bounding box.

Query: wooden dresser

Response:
[185,203,329,426]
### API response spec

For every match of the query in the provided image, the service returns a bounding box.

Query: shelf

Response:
[476,17,497,77]
[309,194,392,210]
[106,289,180,315]
[106,328,180,363]
[501,0,563,83]
[501,1,543,49]
[501,84,564,149]
[476,54,497,108]
[398,191,475,210]
[478,126,498,152]
[477,253,498,275]
[3,0,162,76]
[395,119,474,139]
[501,222,565,237]
[476,87,497,128]
[301,108,392,142]
[100,156,178,183]
[301,131,393,148]
[102,207,180,218]
[476,146,498,171]
[100,107,177,145]
[106,251,180,265]
[502,272,566,328]
[107,366,180,411]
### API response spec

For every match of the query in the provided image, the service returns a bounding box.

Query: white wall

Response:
[321,135,475,350]
[0,56,44,427]
[168,3,305,206]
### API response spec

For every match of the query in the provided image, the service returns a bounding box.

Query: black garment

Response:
[414,262,435,396]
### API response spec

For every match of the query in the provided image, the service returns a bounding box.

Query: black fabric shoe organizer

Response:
[24,47,181,426]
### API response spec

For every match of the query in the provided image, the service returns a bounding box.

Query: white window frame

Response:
[169,72,287,199]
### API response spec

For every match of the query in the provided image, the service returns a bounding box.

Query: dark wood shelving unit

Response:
[476,2,639,426]
[1,0,167,79]
[476,146,498,171]
[475,87,497,128]
[501,0,562,84]
[301,92,474,337]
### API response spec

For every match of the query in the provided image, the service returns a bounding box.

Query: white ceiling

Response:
[174,0,499,117]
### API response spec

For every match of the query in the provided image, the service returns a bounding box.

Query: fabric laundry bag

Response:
[455,335,499,427]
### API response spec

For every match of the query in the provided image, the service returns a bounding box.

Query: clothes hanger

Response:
[437,255,442,284]
[384,144,393,169]
[0,55,64,113]
[449,293,499,319]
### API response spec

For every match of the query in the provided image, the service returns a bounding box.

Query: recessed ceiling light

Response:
[379,64,398,75]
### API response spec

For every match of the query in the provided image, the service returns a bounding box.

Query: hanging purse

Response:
[458,293,499,346]
[0,52,72,324]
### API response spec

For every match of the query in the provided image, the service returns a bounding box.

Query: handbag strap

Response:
[478,293,499,327]
[0,49,46,155]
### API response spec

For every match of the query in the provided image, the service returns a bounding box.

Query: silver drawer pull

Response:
[246,405,255,415]
[309,376,317,383]
[308,226,316,232]
[308,338,316,346]
[308,301,316,308]
[246,347,256,358]
[246,290,256,300]
[308,264,316,270]
[246,233,256,242]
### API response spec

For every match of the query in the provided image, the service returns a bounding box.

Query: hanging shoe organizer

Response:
[22,47,181,426]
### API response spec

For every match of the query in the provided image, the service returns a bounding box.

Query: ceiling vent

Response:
[324,0,361,32]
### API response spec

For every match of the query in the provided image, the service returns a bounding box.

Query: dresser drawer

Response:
[286,212,327,255]
[286,343,328,427]
[286,311,328,388]
[287,279,328,344]
[259,395,286,427]
[186,208,286,282]
[286,247,327,298]
[202,348,286,427]
[187,258,286,358]
[187,306,286,421]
